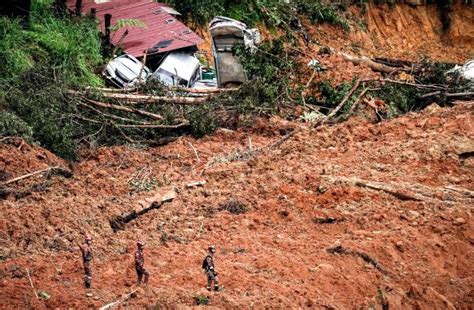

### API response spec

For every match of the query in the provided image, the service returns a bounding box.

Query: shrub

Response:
[0,111,33,141]
[5,67,80,160]
[194,295,210,305]
[187,104,218,138]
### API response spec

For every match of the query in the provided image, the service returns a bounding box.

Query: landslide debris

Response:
[0,101,472,309]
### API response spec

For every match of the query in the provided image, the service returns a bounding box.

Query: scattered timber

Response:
[186,180,207,188]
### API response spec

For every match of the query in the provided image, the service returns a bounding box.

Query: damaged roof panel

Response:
[66,0,203,57]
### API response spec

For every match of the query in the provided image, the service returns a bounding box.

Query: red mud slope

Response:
[312,2,474,64]
[0,102,473,308]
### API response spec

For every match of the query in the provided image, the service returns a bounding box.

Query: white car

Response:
[152,52,201,88]
[209,16,260,88]
[103,54,150,89]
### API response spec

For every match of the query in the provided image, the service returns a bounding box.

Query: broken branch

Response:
[317,78,361,126]
[1,166,72,186]
[327,244,386,274]
[81,97,163,120]
[99,288,139,310]
[186,140,200,163]
[25,268,39,300]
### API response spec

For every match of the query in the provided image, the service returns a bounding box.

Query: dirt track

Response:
[0,101,472,308]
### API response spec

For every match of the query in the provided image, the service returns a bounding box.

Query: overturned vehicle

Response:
[209,16,260,88]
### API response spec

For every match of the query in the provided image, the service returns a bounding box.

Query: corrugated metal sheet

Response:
[66,0,203,57]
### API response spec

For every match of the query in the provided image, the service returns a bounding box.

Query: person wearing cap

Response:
[202,245,220,291]
[135,240,149,286]
[79,235,93,289]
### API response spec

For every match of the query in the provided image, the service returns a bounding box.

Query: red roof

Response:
[66,0,203,57]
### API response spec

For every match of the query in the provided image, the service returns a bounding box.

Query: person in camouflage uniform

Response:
[135,240,149,285]
[202,245,220,291]
[79,235,93,289]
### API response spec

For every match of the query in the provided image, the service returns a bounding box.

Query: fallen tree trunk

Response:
[74,91,210,105]
[1,166,72,186]
[338,52,402,74]
[86,86,238,94]
[81,97,164,120]
[101,92,210,104]
[168,87,239,94]
[323,175,474,204]
[109,189,176,231]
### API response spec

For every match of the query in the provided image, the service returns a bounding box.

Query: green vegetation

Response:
[0,0,104,159]
[1,0,469,161]
[164,0,349,29]
[191,38,297,135]
[0,0,103,89]
[194,294,210,305]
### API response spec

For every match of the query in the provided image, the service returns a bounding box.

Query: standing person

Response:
[135,240,149,286]
[79,235,93,289]
[202,245,220,291]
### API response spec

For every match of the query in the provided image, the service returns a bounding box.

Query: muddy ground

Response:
[1,2,474,308]
[0,101,472,309]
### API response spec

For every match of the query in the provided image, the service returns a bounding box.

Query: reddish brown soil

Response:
[312,2,473,64]
[1,102,473,308]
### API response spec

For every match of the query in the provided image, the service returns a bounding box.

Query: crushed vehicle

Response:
[152,52,201,88]
[103,54,150,89]
[209,16,260,88]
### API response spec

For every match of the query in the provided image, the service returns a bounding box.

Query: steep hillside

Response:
[1,101,473,308]
[1,1,473,309]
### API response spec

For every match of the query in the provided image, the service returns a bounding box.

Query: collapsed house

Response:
[66,1,260,89]
[66,0,206,88]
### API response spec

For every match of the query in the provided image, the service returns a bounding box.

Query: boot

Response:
[214,285,220,292]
